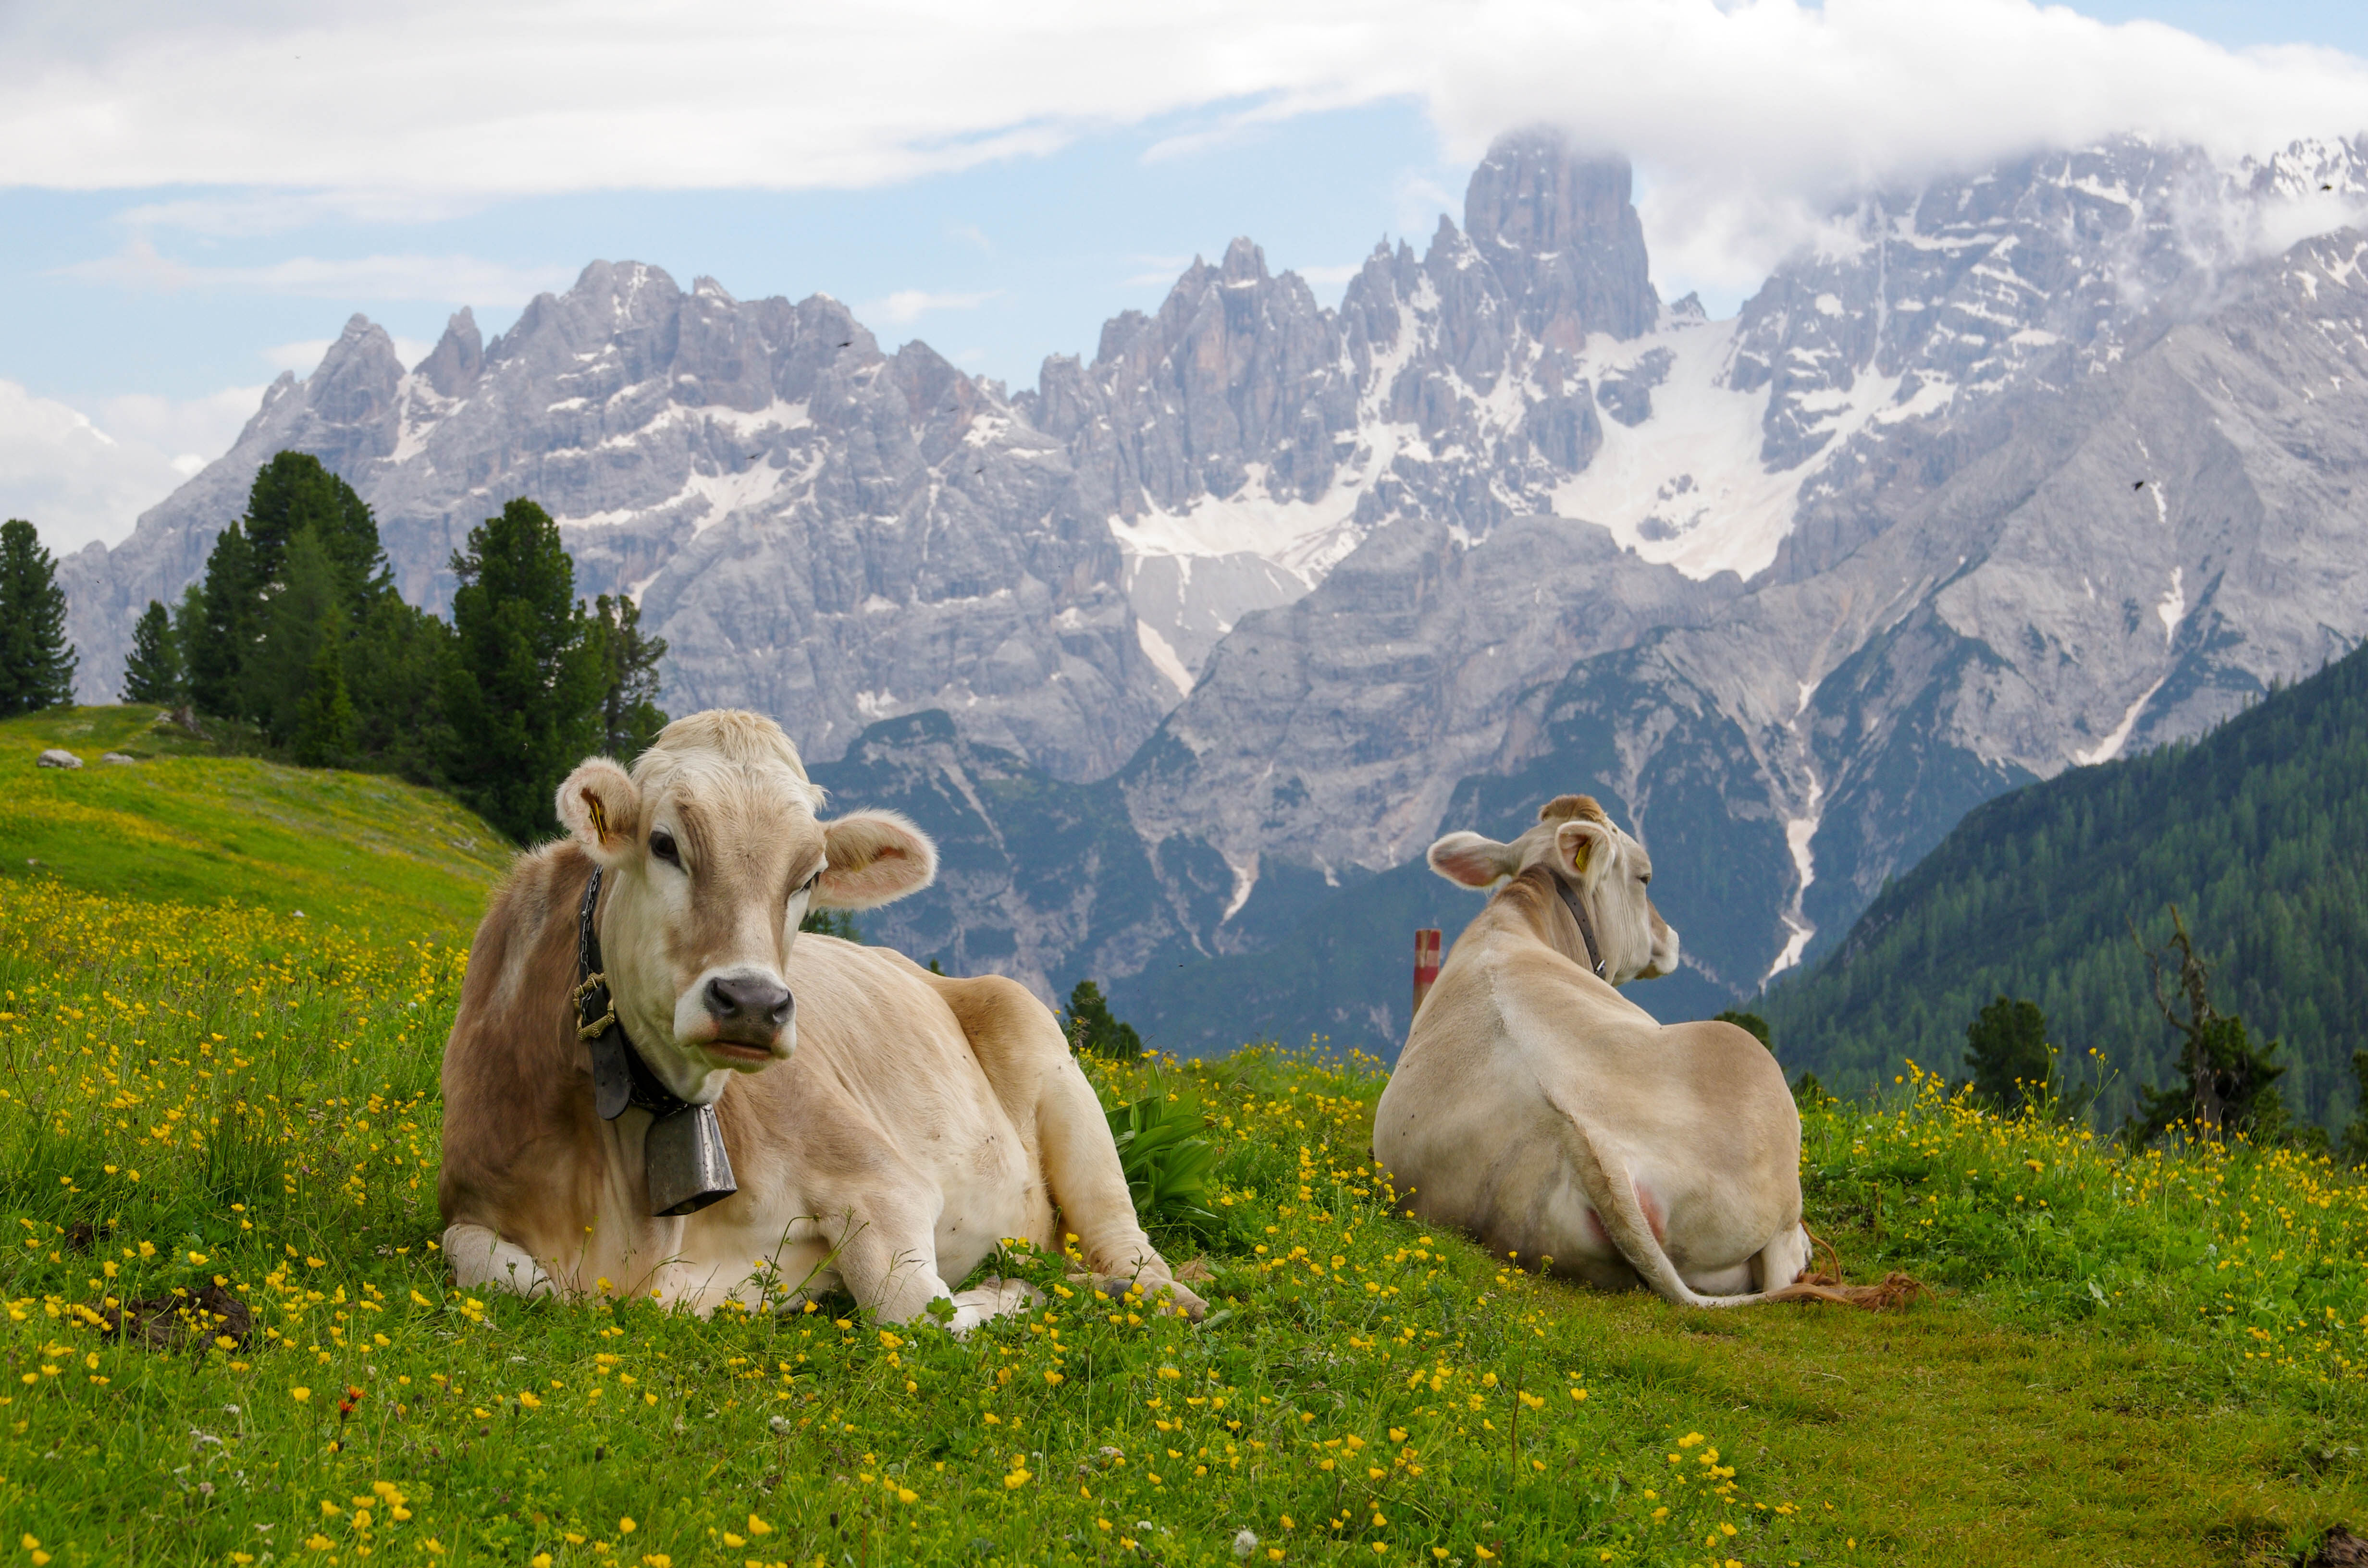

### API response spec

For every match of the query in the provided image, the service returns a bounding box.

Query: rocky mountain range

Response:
[58,127,2368,1054]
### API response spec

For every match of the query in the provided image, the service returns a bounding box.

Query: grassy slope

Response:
[0,706,511,944]
[2,742,2364,1567]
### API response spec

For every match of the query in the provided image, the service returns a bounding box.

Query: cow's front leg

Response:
[946,1276,1043,1333]
[443,1223,557,1299]
[823,1198,995,1330]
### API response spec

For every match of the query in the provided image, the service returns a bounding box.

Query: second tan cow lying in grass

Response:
[438,709,1201,1328]
[1375,794,1836,1308]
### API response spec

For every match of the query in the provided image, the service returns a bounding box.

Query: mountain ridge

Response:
[54,127,2368,1043]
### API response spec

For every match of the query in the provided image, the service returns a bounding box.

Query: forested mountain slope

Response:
[1764,639,2368,1128]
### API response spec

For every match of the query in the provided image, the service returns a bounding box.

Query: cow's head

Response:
[1426,794,1679,984]
[555,710,937,1101]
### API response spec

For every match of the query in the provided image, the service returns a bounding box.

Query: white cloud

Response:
[4,0,2361,224]
[59,236,572,305]
[861,289,999,325]
[0,379,260,554]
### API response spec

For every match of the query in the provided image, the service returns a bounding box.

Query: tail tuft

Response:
[1765,1269,1930,1312]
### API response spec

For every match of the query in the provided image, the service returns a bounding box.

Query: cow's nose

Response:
[705,975,793,1029]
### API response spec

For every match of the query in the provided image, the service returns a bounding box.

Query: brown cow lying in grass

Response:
[1377,793,1882,1309]
[437,709,1202,1328]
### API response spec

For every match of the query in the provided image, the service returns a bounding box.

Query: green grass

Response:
[0,706,510,944]
[2,740,2365,1567]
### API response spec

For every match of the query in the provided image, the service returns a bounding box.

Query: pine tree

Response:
[1964,996,2052,1115]
[289,613,357,767]
[1065,980,1145,1060]
[798,907,863,942]
[2127,905,2291,1144]
[248,527,343,745]
[591,592,668,762]
[189,522,257,719]
[443,497,606,843]
[0,519,77,717]
[1714,1009,1773,1050]
[241,452,390,610]
[121,599,185,705]
[2340,1051,2368,1169]
[189,454,389,725]
[345,593,455,784]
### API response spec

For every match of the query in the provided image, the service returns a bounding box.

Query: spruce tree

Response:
[0,519,77,717]
[1964,996,2052,1115]
[248,527,343,745]
[346,592,455,784]
[190,521,257,719]
[241,452,389,609]
[189,453,388,724]
[2128,905,2291,1144]
[443,498,605,843]
[290,613,357,767]
[1714,1009,1773,1050]
[121,599,185,705]
[1064,980,1145,1060]
[591,592,668,762]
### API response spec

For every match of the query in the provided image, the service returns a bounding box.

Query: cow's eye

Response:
[649,829,681,867]
[1639,872,1651,885]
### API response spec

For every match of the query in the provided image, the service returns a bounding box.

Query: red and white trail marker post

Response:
[1412,928,1443,1022]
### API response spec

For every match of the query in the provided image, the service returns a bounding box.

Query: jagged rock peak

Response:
[1463,126,1658,345]
[419,307,483,399]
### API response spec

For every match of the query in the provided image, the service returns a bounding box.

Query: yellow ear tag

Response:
[1569,837,1591,873]
[584,791,611,844]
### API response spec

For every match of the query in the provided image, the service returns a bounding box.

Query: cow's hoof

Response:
[948,1275,1041,1334]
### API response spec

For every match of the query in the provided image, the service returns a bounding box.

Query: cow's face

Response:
[555,710,937,1102]
[1427,794,1680,985]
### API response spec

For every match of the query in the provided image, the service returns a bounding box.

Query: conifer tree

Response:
[1065,980,1145,1060]
[0,519,77,717]
[121,599,185,705]
[591,592,668,763]
[1964,996,2052,1115]
[290,613,357,767]
[2128,905,2291,1144]
[443,498,605,842]
[189,522,257,719]
[248,527,343,744]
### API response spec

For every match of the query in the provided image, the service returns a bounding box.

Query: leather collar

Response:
[1554,875,1609,980]
[573,865,698,1122]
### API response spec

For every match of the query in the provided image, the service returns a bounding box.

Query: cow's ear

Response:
[1554,818,1616,889]
[556,758,641,867]
[1428,831,1517,889]
[815,809,938,909]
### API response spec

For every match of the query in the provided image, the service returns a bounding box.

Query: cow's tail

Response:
[1553,1109,1921,1312]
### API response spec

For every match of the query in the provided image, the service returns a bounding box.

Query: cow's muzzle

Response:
[703,974,794,1052]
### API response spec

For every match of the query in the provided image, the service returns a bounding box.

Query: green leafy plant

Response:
[1102,1078,1221,1233]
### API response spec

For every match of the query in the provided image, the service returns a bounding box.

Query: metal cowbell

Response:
[644,1103,737,1216]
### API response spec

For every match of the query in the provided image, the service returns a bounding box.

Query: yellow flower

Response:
[517,1392,542,1409]
[618,1517,636,1534]
[723,1534,745,1548]
[290,1386,312,1403]
[746,1516,773,1537]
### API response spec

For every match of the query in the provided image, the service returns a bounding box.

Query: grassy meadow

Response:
[4,711,2367,1567]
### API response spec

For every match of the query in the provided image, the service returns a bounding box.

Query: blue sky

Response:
[3,0,2365,554]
